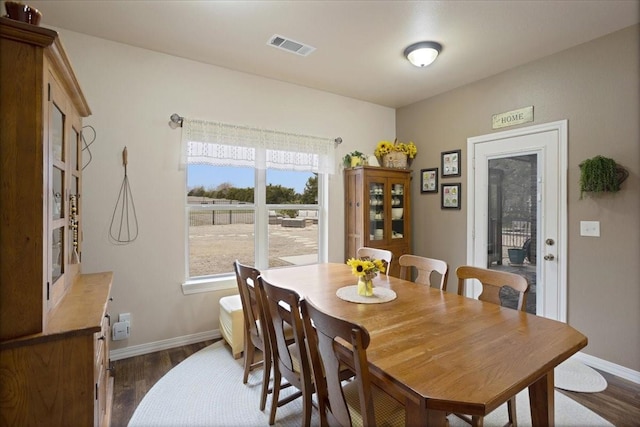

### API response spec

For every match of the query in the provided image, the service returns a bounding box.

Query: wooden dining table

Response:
[261,263,588,427]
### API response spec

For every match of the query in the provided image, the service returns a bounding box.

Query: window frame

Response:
[182,161,328,294]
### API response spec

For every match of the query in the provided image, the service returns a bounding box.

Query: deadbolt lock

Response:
[546,238,555,246]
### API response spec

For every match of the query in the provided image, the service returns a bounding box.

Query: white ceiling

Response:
[23,0,640,108]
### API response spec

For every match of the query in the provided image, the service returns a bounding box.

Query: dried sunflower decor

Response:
[374,139,417,169]
[346,256,386,296]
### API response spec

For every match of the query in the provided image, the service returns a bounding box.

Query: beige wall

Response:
[397,24,639,372]
[56,29,395,352]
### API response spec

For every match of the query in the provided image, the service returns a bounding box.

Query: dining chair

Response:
[455,265,530,426]
[257,275,315,427]
[456,265,529,311]
[233,260,272,411]
[300,297,405,427]
[398,254,449,290]
[356,247,393,274]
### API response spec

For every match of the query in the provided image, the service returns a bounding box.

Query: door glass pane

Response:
[391,183,405,239]
[52,226,64,282]
[53,167,64,220]
[52,104,64,161]
[487,154,537,314]
[369,183,384,240]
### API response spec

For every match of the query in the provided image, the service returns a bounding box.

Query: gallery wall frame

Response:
[441,149,461,177]
[441,183,461,209]
[420,168,438,193]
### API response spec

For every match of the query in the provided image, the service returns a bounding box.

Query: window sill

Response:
[182,275,236,295]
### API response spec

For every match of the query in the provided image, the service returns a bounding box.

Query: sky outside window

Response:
[188,164,311,193]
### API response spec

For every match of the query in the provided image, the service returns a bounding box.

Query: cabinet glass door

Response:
[368,181,385,241]
[52,104,64,161]
[52,227,64,282]
[49,94,67,289]
[390,181,406,239]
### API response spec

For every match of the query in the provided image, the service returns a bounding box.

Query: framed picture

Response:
[441,149,461,177]
[441,183,461,209]
[420,168,438,193]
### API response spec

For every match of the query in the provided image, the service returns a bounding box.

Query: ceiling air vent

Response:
[268,34,316,57]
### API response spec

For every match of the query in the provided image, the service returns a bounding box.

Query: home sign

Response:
[492,106,534,129]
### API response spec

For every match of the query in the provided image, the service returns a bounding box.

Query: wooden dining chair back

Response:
[398,254,449,290]
[233,260,271,411]
[456,265,530,311]
[301,298,405,427]
[356,247,393,275]
[455,265,529,426]
[257,276,314,427]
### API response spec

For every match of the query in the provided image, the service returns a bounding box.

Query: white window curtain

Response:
[180,118,336,174]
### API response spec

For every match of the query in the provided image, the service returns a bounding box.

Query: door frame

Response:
[466,120,568,322]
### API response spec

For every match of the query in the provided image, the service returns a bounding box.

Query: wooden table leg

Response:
[528,369,555,426]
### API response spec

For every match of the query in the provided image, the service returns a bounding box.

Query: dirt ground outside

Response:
[189,222,318,277]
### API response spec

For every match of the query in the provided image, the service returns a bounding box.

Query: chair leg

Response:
[268,368,281,425]
[259,351,271,411]
[242,340,254,384]
[302,385,313,427]
[507,396,517,427]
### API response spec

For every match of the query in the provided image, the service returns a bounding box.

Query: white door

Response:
[466,121,567,321]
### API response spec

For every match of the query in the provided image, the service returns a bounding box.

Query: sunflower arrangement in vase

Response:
[346,257,386,296]
[374,139,418,169]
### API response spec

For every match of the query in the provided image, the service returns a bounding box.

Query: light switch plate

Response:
[580,221,600,237]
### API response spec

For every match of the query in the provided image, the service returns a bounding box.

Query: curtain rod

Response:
[168,113,342,144]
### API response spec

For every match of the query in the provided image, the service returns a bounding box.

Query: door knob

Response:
[544,254,555,261]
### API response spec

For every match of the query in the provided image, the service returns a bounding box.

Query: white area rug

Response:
[555,358,608,393]
[128,341,612,427]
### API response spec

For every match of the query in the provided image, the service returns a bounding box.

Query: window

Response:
[182,119,335,280]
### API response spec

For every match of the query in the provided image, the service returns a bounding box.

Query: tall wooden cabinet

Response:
[0,17,113,426]
[344,166,412,276]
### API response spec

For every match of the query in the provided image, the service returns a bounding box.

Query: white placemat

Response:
[336,285,397,304]
[555,358,608,392]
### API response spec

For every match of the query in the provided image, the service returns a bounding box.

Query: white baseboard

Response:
[109,331,640,386]
[572,351,640,384]
[109,330,222,361]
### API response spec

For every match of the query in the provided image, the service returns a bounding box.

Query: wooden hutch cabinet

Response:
[0,17,113,426]
[344,166,412,276]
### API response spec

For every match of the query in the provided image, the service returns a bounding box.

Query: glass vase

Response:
[357,276,374,297]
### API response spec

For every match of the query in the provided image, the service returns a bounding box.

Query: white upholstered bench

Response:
[219,294,244,359]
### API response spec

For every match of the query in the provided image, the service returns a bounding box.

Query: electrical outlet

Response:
[580,221,600,237]
[112,321,130,340]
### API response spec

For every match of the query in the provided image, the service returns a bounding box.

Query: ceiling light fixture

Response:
[404,41,442,67]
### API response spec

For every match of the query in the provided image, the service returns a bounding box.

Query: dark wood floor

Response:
[110,340,640,427]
